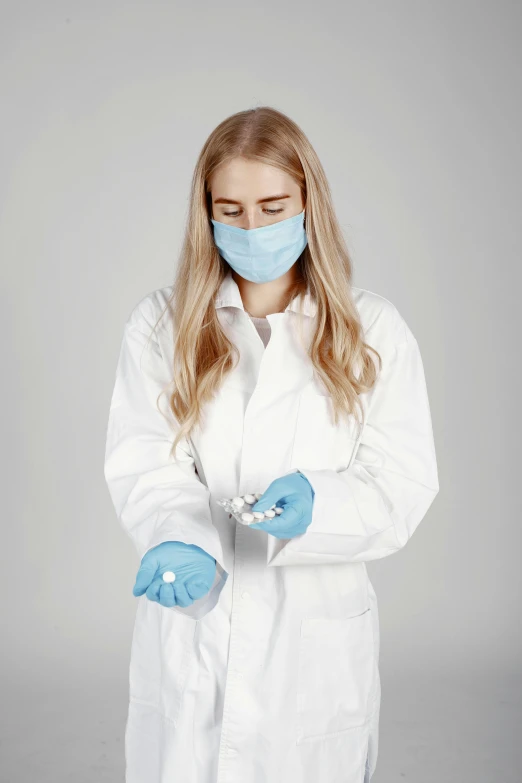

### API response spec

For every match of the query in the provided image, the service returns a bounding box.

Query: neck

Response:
[232,264,299,317]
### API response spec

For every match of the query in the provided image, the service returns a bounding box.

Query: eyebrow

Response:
[213,193,291,205]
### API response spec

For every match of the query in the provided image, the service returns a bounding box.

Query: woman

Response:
[104,106,439,783]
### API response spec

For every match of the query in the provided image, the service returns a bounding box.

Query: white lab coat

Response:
[104,269,439,783]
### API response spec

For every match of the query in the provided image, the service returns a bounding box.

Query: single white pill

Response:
[275,507,284,514]
[232,497,245,508]
[241,512,255,522]
[162,571,176,583]
[253,511,265,520]
[243,494,256,504]
[264,509,276,518]
[254,492,262,500]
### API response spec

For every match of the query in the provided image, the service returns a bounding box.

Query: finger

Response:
[251,502,302,531]
[249,513,285,532]
[158,583,176,608]
[186,578,210,600]
[145,576,163,603]
[248,520,269,531]
[133,559,159,596]
[274,502,303,528]
[250,479,283,512]
[173,580,195,608]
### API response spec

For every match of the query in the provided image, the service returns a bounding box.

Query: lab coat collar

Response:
[214,268,318,318]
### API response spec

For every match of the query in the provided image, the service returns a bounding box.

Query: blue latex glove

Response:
[133,541,216,608]
[249,472,315,539]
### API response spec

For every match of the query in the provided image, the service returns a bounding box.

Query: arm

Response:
[103,297,228,619]
[266,320,439,567]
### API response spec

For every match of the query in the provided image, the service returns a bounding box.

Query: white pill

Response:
[243,494,256,504]
[264,509,276,518]
[232,497,245,508]
[241,512,255,522]
[254,492,262,500]
[275,507,284,515]
[253,511,265,520]
[162,571,176,583]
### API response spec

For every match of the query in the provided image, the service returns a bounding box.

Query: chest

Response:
[186,310,363,491]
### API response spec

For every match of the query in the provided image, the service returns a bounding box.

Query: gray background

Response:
[1,1,520,781]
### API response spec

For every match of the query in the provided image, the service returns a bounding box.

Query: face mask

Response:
[210,209,307,283]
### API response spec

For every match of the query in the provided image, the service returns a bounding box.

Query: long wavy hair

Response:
[148,106,382,460]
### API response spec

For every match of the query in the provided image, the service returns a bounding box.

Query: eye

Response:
[223,208,284,218]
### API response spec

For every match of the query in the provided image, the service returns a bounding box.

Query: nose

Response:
[241,214,259,230]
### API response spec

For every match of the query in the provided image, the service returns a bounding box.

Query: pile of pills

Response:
[217,493,284,526]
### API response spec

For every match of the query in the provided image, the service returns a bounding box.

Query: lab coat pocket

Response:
[291,389,359,472]
[296,607,374,743]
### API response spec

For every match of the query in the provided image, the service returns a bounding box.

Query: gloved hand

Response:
[133,541,216,608]
[249,471,315,539]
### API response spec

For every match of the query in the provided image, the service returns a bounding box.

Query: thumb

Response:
[252,486,280,512]
[133,559,158,596]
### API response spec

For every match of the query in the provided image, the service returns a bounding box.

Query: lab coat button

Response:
[228,748,237,756]
[241,591,250,600]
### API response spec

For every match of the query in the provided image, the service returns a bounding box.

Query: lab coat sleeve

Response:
[266,321,439,567]
[104,300,228,620]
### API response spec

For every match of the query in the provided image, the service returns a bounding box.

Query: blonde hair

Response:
[149,106,381,459]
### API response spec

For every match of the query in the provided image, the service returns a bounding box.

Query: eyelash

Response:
[223,208,284,217]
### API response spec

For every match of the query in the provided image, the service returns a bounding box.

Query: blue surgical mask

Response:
[210,209,307,283]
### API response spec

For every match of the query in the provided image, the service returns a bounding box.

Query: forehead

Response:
[210,158,297,196]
